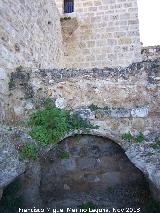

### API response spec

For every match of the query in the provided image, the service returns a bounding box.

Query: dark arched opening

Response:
[1,135,159,212]
[39,135,151,211]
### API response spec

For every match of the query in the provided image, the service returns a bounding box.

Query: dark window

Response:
[64,0,74,13]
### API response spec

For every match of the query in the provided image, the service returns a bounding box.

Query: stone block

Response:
[131,107,148,118]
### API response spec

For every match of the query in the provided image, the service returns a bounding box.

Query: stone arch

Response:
[0,131,159,211]
[38,134,152,209]
[3,134,151,211]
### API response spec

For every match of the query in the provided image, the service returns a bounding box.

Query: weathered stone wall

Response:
[142,45,160,61]
[56,0,142,68]
[6,60,160,196]
[0,0,64,120]
[8,60,160,136]
[1,59,160,202]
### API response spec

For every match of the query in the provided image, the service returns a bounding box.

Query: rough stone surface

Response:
[6,60,160,137]
[3,60,159,201]
[0,126,25,189]
[0,0,64,119]
[18,135,151,210]
[0,0,63,70]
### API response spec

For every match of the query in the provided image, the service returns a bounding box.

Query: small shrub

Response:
[122,132,144,143]
[121,132,133,142]
[150,142,160,150]
[88,104,109,111]
[135,132,144,143]
[19,143,38,160]
[20,106,95,159]
[29,107,93,146]
[89,104,99,111]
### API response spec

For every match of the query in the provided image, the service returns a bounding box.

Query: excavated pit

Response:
[0,135,153,212]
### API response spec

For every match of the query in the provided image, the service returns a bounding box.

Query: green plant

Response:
[89,104,99,111]
[19,143,38,160]
[135,132,144,143]
[0,179,23,213]
[88,104,109,111]
[122,132,144,143]
[150,142,160,150]
[20,106,95,159]
[29,107,94,145]
[58,151,70,160]
[121,132,133,142]
[44,98,55,109]
[79,202,97,213]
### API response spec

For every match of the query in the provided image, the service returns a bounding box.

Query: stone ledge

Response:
[74,106,149,119]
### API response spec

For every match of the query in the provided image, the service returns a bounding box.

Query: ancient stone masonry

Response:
[56,0,142,68]
[7,60,160,133]
[0,0,160,209]
[0,0,64,120]
[1,59,158,202]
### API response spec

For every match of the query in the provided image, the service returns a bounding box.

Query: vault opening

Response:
[1,135,159,212]
[40,135,151,210]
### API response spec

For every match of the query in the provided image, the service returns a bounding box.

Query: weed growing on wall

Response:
[121,132,133,142]
[121,132,144,143]
[20,103,95,159]
[150,142,160,150]
[19,143,38,160]
[88,104,109,111]
[89,104,100,111]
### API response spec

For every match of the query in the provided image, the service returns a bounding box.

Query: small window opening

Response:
[64,0,74,13]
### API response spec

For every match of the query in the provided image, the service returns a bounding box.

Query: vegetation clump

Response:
[89,104,109,111]
[20,102,95,159]
[19,143,38,160]
[121,131,144,143]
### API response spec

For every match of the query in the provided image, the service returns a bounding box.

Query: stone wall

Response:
[0,0,63,120]
[8,60,160,136]
[142,45,160,61]
[56,0,142,68]
[0,60,160,202]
